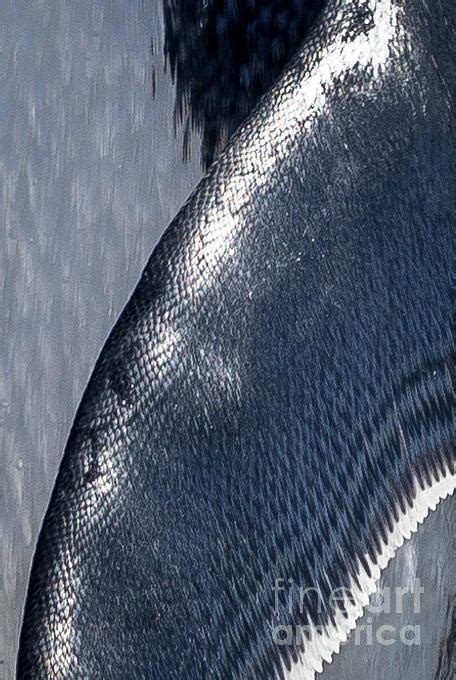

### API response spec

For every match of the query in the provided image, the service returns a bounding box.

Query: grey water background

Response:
[0,0,453,677]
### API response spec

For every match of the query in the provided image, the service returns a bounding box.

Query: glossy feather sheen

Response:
[18,0,455,678]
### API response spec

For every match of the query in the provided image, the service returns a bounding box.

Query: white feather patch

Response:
[280,467,456,679]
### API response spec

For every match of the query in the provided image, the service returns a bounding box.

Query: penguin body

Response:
[18,1,456,677]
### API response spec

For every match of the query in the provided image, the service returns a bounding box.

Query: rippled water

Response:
[0,1,202,674]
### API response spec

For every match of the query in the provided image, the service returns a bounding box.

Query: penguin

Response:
[17,0,455,677]
[162,0,325,166]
